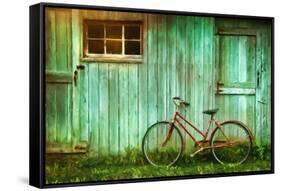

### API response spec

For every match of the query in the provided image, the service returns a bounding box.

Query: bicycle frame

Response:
[169,111,225,148]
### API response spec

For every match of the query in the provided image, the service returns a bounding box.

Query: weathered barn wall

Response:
[45,8,272,154]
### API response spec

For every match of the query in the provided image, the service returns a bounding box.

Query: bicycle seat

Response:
[203,108,219,115]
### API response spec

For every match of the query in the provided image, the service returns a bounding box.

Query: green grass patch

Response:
[45,146,272,184]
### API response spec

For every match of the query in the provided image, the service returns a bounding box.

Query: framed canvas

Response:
[29,2,274,188]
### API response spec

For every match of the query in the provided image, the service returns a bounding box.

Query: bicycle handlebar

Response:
[172,97,190,107]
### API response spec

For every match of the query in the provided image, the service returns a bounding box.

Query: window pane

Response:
[106,40,122,54]
[125,25,140,39]
[106,25,122,39]
[88,40,104,54]
[125,41,140,55]
[88,24,104,38]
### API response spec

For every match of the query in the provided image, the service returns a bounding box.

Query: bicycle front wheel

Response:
[142,121,183,167]
[210,121,252,165]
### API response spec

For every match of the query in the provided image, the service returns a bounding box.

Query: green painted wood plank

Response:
[89,65,100,155]
[46,71,72,83]
[157,15,167,122]
[156,15,167,148]
[265,24,272,145]
[67,84,72,143]
[99,64,109,155]
[79,65,89,142]
[71,9,80,149]
[55,10,69,71]
[66,12,72,72]
[45,9,56,71]
[176,16,186,104]
[185,17,195,145]
[128,65,138,148]
[230,35,239,131]
[246,95,255,135]
[166,16,177,119]
[119,65,129,152]
[194,17,204,137]
[218,88,255,95]
[46,84,56,143]
[260,29,268,145]
[147,14,158,147]
[166,16,178,147]
[55,84,69,143]
[109,64,119,154]
[184,17,194,147]
[202,18,214,132]
[246,36,256,83]
[255,31,262,143]
[176,16,187,145]
[238,36,247,83]
[138,15,148,148]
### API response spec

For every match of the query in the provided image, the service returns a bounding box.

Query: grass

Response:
[45,146,272,184]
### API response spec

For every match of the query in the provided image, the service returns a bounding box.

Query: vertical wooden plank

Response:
[232,36,239,135]
[265,24,272,145]
[167,16,178,147]
[260,29,267,145]
[55,10,68,71]
[138,15,148,148]
[216,36,227,123]
[79,65,89,142]
[176,16,186,104]
[99,64,109,155]
[45,8,57,71]
[128,65,138,148]
[176,16,187,146]
[66,11,72,72]
[67,84,72,143]
[193,17,204,137]
[147,14,158,147]
[156,15,167,146]
[71,9,80,149]
[55,84,68,144]
[202,18,214,132]
[119,65,129,152]
[166,16,177,120]
[46,84,56,143]
[89,65,100,155]
[185,16,195,147]
[255,31,262,143]
[157,15,167,122]
[66,9,72,144]
[246,36,256,135]
[109,64,119,154]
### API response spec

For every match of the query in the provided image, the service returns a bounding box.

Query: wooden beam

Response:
[217,28,257,36]
[46,71,72,83]
[217,87,256,95]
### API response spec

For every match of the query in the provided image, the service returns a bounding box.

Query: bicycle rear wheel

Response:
[142,121,183,167]
[210,121,252,165]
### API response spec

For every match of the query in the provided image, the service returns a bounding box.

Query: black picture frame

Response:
[30,2,274,188]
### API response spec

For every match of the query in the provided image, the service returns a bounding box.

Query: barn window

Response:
[83,20,143,63]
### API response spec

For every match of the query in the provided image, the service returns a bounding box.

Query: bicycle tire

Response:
[210,120,253,165]
[142,121,184,167]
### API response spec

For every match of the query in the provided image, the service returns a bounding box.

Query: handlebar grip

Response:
[182,101,190,106]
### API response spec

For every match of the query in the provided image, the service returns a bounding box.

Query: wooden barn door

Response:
[215,29,257,134]
[45,8,90,153]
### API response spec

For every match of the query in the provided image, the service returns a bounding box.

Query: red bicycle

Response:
[142,97,253,167]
